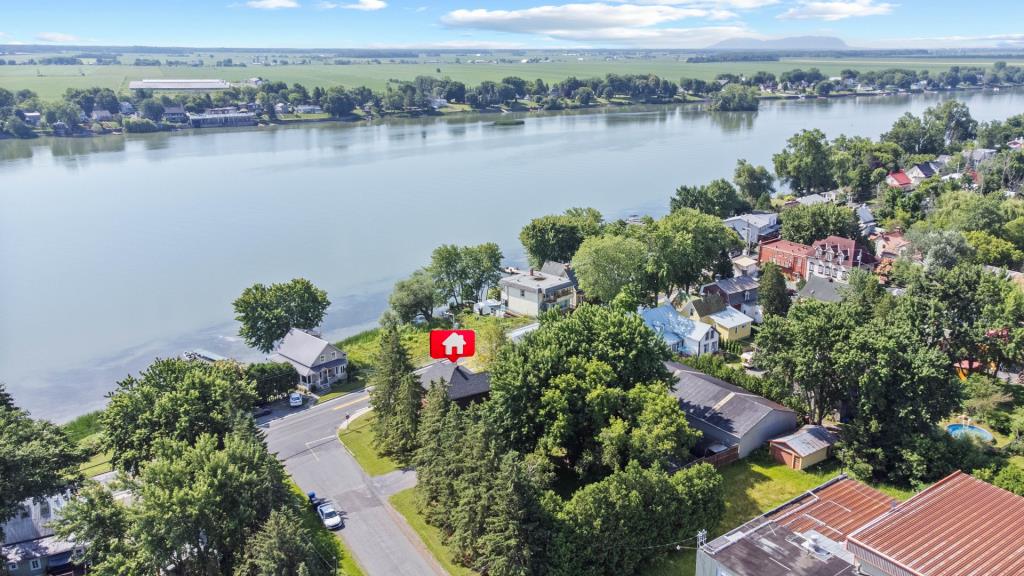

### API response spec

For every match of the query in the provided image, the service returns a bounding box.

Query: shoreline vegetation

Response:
[2,61,1023,140]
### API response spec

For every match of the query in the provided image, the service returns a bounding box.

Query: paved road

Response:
[261,392,444,576]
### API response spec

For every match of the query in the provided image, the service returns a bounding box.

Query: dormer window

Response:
[332,352,337,359]
[319,355,324,362]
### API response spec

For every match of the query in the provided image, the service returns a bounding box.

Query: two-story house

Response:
[806,236,875,283]
[758,238,814,280]
[722,213,780,248]
[269,328,348,393]
[700,275,759,310]
[906,161,937,185]
[498,265,578,318]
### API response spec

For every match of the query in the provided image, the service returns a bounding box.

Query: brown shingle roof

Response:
[848,471,1024,576]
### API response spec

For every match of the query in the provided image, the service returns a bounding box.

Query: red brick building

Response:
[758,238,814,280]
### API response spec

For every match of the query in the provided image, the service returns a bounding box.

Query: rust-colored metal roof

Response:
[766,476,897,542]
[848,471,1024,576]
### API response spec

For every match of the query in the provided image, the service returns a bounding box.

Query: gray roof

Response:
[272,328,344,373]
[856,204,874,225]
[415,361,491,402]
[539,261,579,289]
[506,322,540,342]
[913,162,936,178]
[499,268,574,294]
[706,274,759,296]
[798,275,843,303]
[665,361,794,440]
[796,193,831,206]
[686,295,726,318]
[163,105,186,114]
[724,212,779,229]
[706,522,857,576]
[771,425,836,457]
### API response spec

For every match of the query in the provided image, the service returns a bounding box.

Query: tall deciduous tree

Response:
[758,262,790,318]
[519,208,603,266]
[571,235,646,303]
[780,203,860,245]
[430,243,503,308]
[669,179,748,218]
[0,387,85,539]
[755,300,858,424]
[733,159,775,206]
[389,268,439,323]
[102,358,257,474]
[246,362,299,404]
[233,279,330,353]
[773,128,835,194]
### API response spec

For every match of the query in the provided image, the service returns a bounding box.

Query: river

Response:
[2,88,1023,422]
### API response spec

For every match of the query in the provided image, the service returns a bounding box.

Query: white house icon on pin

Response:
[442,332,467,357]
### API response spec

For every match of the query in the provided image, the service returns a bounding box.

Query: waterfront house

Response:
[696,476,896,576]
[118,101,135,115]
[294,104,323,114]
[498,265,578,318]
[722,213,780,247]
[415,360,490,407]
[758,238,814,280]
[885,170,913,190]
[161,105,187,123]
[269,328,347,393]
[428,97,449,109]
[189,111,258,128]
[665,361,796,459]
[847,471,1024,576]
[274,102,290,115]
[701,275,759,310]
[769,425,837,470]
[51,121,70,137]
[640,303,719,357]
[90,109,113,122]
[2,493,81,576]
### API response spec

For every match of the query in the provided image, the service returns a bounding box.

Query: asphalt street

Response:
[261,392,444,576]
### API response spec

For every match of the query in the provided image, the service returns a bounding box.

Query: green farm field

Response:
[3,53,1023,99]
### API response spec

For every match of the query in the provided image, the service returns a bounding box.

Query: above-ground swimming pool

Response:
[946,423,995,442]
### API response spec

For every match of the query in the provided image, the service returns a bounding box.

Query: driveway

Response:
[261,392,444,576]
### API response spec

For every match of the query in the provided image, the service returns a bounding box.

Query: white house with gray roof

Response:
[269,328,347,393]
[640,303,718,357]
[2,493,80,576]
[498,264,578,317]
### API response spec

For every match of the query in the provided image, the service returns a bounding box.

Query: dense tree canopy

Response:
[670,179,748,218]
[389,268,440,323]
[733,159,775,208]
[102,358,257,473]
[518,208,602,266]
[780,203,860,245]
[571,235,647,303]
[429,243,503,308]
[773,129,835,194]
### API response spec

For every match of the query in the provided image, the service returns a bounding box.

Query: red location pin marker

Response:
[429,329,476,363]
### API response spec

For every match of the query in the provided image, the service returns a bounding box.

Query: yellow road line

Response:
[331,396,368,411]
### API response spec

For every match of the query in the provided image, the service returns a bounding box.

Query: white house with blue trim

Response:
[640,303,719,357]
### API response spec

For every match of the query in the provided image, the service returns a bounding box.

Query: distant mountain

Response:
[708,36,850,51]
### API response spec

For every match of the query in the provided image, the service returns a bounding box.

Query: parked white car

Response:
[317,503,343,530]
[288,392,304,408]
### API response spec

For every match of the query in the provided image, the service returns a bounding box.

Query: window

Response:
[39,500,50,519]
[332,351,336,359]
[30,559,42,570]
[7,563,17,572]
[519,289,525,297]
[319,355,324,362]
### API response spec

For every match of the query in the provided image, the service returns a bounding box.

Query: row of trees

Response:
[370,305,724,574]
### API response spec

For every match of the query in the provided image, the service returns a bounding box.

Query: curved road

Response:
[260,392,443,576]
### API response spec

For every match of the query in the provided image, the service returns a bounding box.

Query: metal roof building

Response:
[847,471,1024,576]
[128,79,232,91]
[697,475,897,576]
[665,361,796,458]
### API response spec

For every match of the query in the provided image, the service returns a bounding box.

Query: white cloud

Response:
[873,33,1024,49]
[622,0,779,7]
[318,0,387,9]
[245,0,300,9]
[779,0,894,21]
[443,4,736,35]
[35,32,80,43]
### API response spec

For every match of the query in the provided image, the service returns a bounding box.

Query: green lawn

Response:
[337,313,533,373]
[389,488,479,576]
[317,377,367,404]
[64,410,104,443]
[5,54,1022,99]
[288,482,365,576]
[79,446,113,477]
[337,413,401,477]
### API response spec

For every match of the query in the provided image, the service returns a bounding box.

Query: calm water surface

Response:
[3,89,1023,421]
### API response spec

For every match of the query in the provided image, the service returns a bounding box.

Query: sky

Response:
[0,0,1022,50]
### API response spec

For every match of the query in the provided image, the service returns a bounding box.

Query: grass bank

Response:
[337,412,400,477]
[389,488,479,576]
